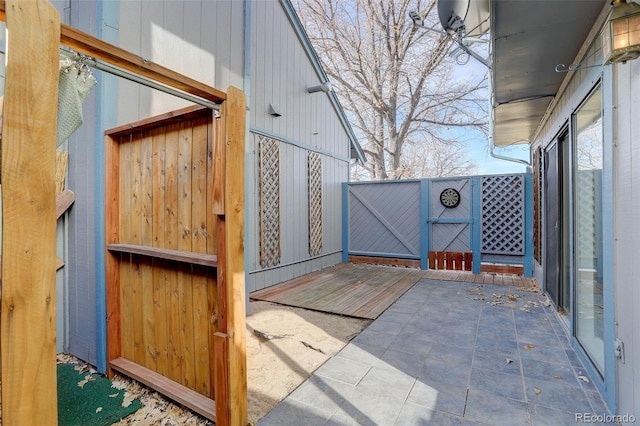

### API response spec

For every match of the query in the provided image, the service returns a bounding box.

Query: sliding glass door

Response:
[573,86,604,375]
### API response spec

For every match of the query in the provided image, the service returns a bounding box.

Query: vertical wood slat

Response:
[106,134,121,377]
[177,122,196,389]
[140,132,156,371]
[164,123,181,383]
[444,252,453,270]
[464,252,473,271]
[151,127,168,377]
[119,139,135,362]
[428,251,473,271]
[192,117,212,396]
[1,0,60,423]
[455,252,463,271]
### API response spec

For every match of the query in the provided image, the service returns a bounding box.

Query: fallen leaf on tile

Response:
[505,358,513,364]
[96,407,103,413]
[542,299,551,307]
[534,387,541,395]
[109,393,119,398]
[554,375,564,380]
[508,292,519,301]
[523,344,535,350]
[578,374,590,383]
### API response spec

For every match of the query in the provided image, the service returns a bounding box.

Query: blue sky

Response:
[467,136,530,175]
[450,47,531,176]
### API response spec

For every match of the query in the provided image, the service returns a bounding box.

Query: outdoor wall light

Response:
[307,82,332,94]
[269,103,281,117]
[603,0,640,64]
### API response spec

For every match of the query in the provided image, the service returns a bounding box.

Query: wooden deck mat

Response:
[250,263,424,320]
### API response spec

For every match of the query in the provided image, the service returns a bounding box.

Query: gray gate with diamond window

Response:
[344,173,533,275]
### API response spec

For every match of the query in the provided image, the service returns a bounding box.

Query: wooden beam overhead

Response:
[59,25,227,104]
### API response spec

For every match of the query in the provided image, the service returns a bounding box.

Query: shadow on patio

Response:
[253,264,611,425]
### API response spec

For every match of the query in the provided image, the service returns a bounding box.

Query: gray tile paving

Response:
[257,279,612,425]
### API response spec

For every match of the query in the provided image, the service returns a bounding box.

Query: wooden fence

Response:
[105,96,246,425]
[0,1,247,424]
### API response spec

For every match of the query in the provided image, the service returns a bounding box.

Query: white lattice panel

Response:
[308,152,323,256]
[259,136,281,268]
[481,175,525,255]
[576,170,600,268]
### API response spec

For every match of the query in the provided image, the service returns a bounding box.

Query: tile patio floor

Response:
[257,278,612,425]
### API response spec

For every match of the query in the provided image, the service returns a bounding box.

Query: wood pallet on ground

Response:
[250,263,424,320]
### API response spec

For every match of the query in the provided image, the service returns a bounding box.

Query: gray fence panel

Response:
[348,181,421,257]
[346,174,529,272]
[431,223,471,252]
[430,178,472,252]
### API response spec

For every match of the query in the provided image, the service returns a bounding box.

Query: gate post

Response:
[471,176,482,274]
[524,172,534,277]
[1,0,60,423]
[420,179,430,270]
[342,182,349,263]
[214,86,248,426]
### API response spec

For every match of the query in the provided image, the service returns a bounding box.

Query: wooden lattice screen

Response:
[308,152,323,256]
[105,91,247,425]
[258,136,281,268]
[533,148,542,263]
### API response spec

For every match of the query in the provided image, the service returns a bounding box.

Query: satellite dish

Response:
[437,0,490,37]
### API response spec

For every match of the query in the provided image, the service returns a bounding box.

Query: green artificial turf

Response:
[57,363,142,426]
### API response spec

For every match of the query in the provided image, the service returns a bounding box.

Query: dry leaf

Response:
[508,292,519,301]
[523,344,535,350]
[122,391,136,408]
[542,299,551,307]
[505,358,513,364]
[554,375,564,380]
[578,374,590,383]
[109,393,119,398]
[534,387,541,395]
[77,375,95,388]
[96,407,103,413]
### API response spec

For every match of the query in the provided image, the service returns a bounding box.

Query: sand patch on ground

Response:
[246,301,370,424]
[109,300,370,425]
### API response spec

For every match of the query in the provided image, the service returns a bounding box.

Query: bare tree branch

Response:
[293,0,487,179]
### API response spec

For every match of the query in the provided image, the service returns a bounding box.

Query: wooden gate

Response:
[105,89,246,424]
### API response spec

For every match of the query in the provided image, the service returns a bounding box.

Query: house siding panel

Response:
[50,0,354,366]
[532,28,640,416]
[614,59,640,418]
[247,0,351,292]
